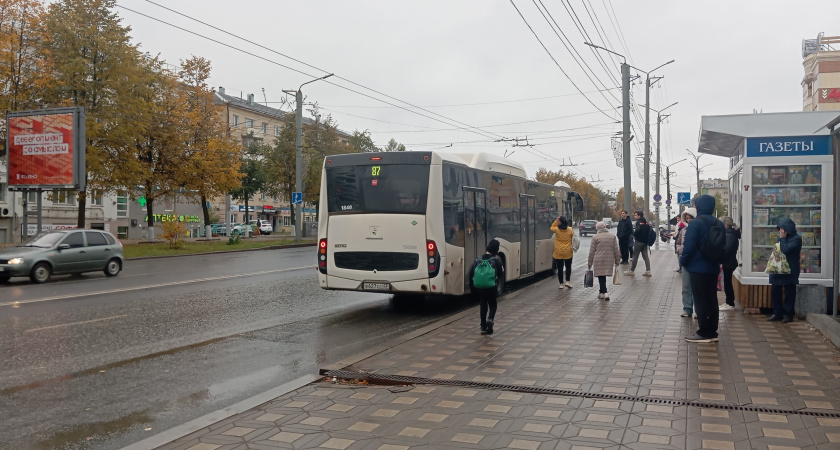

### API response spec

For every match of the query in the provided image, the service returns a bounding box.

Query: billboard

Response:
[6,107,85,190]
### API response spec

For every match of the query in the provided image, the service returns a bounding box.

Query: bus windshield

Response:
[326,164,430,214]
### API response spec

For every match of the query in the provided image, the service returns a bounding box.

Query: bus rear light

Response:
[318,238,328,274]
[370,156,382,161]
[426,239,440,278]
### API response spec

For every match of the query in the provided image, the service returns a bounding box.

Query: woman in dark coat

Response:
[720,217,741,311]
[768,218,802,323]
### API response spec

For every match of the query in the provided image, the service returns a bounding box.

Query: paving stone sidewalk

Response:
[152,249,840,450]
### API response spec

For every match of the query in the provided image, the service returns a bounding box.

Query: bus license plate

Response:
[363,282,390,291]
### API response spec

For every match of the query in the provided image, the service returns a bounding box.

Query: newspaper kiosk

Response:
[697,111,838,314]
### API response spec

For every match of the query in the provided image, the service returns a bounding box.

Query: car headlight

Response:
[8,257,24,265]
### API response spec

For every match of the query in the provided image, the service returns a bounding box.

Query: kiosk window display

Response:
[739,134,834,286]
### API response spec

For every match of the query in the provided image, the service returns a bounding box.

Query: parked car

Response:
[579,220,598,236]
[602,218,614,229]
[0,229,123,284]
[250,220,273,235]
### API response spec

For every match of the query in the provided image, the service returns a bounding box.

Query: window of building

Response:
[283,216,291,226]
[90,190,103,206]
[260,192,266,201]
[27,190,38,203]
[117,192,128,218]
[230,214,235,223]
[0,183,6,203]
[274,125,280,136]
[233,115,239,126]
[52,189,76,205]
[117,226,128,239]
[245,118,254,128]
[262,122,268,134]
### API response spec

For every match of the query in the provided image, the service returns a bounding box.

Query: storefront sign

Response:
[818,88,840,103]
[746,135,832,157]
[144,214,201,223]
[262,205,275,212]
[25,224,77,236]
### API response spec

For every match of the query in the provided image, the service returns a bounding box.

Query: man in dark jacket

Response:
[720,217,741,311]
[468,239,505,335]
[616,210,633,264]
[679,195,725,343]
[625,213,651,276]
[767,218,802,323]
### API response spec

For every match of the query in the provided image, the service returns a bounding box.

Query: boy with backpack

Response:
[469,239,504,335]
[679,195,726,343]
[624,214,654,277]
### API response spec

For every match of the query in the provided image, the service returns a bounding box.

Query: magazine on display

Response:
[769,167,786,184]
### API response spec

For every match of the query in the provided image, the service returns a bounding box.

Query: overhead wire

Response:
[124,1,512,142]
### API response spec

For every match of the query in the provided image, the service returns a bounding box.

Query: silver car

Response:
[0,229,124,284]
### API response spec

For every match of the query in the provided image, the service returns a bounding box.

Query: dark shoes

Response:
[480,327,487,335]
[685,334,718,343]
[620,260,628,265]
[486,319,494,335]
[781,316,793,323]
[767,315,783,322]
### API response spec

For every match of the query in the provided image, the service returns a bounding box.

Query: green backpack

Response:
[473,259,496,289]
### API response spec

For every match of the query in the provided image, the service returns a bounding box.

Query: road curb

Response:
[121,374,321,450]
[126,242,316,261]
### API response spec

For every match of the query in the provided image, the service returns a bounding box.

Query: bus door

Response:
[464,187,488,289]
[520,194,536,276]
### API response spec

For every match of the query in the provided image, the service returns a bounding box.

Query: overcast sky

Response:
[117,0,838,199]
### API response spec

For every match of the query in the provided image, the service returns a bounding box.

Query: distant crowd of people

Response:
[469,193,803,343]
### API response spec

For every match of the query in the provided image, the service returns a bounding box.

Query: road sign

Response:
[653,201,662,207]
[292,192,303,205]
[677,192,691,205]
[653,193,662,202]
[665,199,671,206]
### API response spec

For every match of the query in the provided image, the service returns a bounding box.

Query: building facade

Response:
[802,33,840,112]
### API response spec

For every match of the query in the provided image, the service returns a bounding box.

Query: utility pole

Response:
[687,149,711,199]
[644,77,651,217]
[650,101,677,249]
[666,170,672,233]
[621,62,632,214]
[584,42,632,215]
[285,74,333,243]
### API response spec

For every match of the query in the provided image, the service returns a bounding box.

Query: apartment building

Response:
[802,33,840,112]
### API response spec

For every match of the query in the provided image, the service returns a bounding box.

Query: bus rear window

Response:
[326,165,430,214]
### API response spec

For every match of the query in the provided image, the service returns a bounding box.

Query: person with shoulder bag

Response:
[767,219,802,323]
[625,212,652,277]
[588,222,621,300]
[550,217,575,288]
[469,239,504,335]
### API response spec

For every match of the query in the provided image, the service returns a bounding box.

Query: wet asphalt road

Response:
[0,234,604,450]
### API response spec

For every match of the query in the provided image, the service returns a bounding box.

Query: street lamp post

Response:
[629,60,674,217]
[661,158,687,234]
[284,73,333,242]
[641,101,678,249]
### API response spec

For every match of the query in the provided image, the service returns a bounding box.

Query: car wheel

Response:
[30,263,51,284]
[104,258,121,277]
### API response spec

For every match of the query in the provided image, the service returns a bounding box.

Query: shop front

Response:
[697,111,839,315]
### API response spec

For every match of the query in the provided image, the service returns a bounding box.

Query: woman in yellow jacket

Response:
[551,216,575,288]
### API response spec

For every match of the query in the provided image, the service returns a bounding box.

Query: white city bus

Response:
[316,151,583,296]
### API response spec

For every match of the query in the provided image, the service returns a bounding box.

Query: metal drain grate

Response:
[323,370,840,418]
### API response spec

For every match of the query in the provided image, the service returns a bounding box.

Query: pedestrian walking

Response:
[680,195,724,343]
[588,221,621,300]
[550,217,575,288]
[616,210,633,265]
[675,207,696,317]
[625,212,652,277]
[767,218,802,323]
[468,239,504,335]
[720,217,740,311]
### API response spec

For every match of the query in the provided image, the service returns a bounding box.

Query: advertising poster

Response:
[6,109,82,188]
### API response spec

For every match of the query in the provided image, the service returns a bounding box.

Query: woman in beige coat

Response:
[588,221,621,300]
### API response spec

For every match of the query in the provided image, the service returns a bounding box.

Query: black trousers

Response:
[689,272,719,338]
[598,275,607,293]
[771,284,796,318]
[618,236,630,262]
[722,267,735,306]
[476,288,497,328]
[555,258,572,282]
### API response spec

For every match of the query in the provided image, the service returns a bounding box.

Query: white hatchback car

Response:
[250,220,273,235]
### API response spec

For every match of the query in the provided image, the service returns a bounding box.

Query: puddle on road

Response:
[1,336,231,396]
[32,409,153,450]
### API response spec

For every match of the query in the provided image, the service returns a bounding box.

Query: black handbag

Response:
[584,269,594,288]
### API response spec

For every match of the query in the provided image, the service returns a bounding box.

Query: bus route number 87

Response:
[371,166,381,176]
